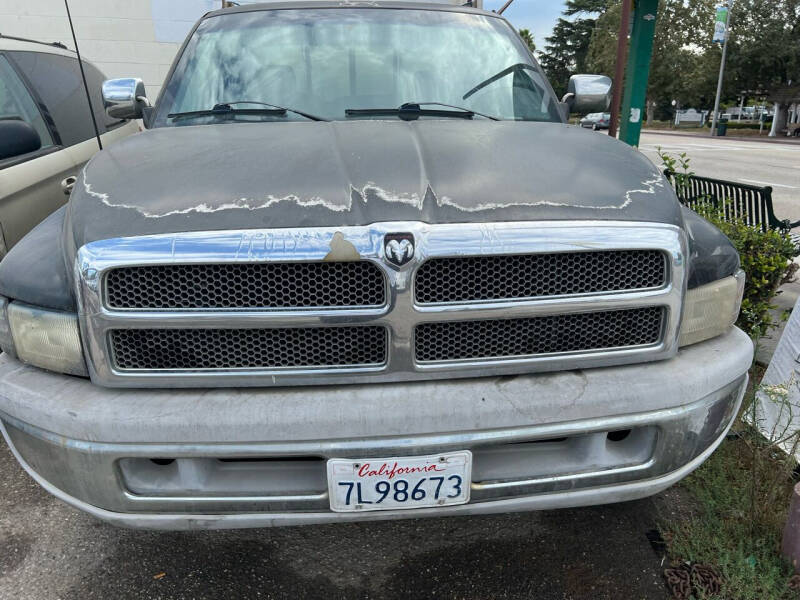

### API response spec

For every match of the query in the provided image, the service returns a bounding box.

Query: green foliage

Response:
[577,0,800,120]
[665,368,800,598]
[705,121,766,130]
[517,28,536,53]
[711,218,798,338]
[657,148,798,339]
[539,2,607,98]
[663,437,797,599]
[727,0,800,94]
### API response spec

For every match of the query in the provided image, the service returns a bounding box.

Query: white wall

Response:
[0,0,220,98]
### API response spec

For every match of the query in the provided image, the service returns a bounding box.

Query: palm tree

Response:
[518,28,536,53]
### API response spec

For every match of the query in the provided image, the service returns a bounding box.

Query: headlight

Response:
[679,270,745,347]
[0,298,88,376]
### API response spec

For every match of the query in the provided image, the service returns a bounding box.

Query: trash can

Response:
[717,119,728,136]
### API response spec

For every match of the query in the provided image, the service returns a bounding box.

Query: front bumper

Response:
[0,328,752,530]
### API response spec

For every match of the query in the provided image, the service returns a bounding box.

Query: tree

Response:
[539,1,608,97]
[586,0,717,122]
[518,28,536,53]
[726,0,800,92]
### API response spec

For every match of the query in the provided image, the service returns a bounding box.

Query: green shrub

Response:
[704,121,765,130]
[699,210,798,338]
[658,147,798,338]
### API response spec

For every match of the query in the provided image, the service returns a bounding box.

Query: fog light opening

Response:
[607,430,632,442]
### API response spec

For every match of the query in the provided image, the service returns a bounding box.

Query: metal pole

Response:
[64,0,102,150]
[497,0,515,14]
[710,1,732,137]
[618,0,659,147]
[608,0,633,138]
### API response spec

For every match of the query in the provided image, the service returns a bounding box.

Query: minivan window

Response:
[9,51,110,146]
[155,8,561,125]
[0,55,53,147]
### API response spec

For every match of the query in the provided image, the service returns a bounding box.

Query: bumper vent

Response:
[415,250,666,304]
[106,262,386,310]
[414,307,664,362]
[110,326,387,370]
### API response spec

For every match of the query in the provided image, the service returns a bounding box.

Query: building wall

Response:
[0,0,220,98]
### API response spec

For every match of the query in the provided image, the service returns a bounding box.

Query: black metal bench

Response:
[664,169,800,233]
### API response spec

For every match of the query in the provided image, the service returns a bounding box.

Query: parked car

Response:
[580,112,611,130]
[0,1,751,530]
[0,35,138,256]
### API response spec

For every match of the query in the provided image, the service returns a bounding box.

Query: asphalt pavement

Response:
[638,131,800,222]
[0,438,674,600]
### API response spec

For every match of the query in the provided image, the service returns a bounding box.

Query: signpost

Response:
[710,2,733,136]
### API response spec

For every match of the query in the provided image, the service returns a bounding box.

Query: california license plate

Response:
[327,451,472,512]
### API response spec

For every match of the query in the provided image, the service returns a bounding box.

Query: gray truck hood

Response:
[69,120,680,248]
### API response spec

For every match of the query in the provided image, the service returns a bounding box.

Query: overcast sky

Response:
[483,1,564,49]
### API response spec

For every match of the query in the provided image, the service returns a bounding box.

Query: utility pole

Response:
[710,1,732,137]
[608,0,633,138]
[619,0,659,147]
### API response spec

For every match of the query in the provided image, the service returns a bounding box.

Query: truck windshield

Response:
[154,8,562,126]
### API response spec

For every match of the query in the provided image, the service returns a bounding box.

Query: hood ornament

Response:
[383,233,415,268]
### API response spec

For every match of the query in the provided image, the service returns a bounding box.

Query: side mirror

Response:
[562,74,612,115]
[0,119,42,160]
[102,78,149,120]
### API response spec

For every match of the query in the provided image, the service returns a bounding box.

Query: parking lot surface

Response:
[0,439,674,600]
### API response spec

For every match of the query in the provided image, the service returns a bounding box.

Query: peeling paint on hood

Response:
[68,120,681,248]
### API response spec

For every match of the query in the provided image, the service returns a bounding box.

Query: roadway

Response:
[638,131,800,222]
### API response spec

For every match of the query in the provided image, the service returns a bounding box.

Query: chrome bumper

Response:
[0,328,753,530]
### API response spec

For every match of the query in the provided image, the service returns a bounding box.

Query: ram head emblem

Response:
[383,233,415,268]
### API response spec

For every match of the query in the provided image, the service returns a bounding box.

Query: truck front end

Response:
[0,1,752,529]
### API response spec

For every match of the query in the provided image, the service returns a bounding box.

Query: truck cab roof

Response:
[207,1,489,19]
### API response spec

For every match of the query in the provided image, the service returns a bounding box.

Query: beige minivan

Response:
[0,35,138,257]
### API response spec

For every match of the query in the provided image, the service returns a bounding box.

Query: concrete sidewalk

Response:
[755,275,800,365]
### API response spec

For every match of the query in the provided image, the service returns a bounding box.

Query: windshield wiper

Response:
[346,102,498,121]
[462,63,538,100]
[168,101,328,122]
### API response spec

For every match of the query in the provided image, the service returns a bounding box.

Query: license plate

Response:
[327,451,472,512]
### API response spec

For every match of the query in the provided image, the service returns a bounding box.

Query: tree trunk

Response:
[646,99,656,125]
[769,102,788,137]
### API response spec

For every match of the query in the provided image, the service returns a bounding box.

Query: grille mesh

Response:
[415,307,664,362]
[111,326,387,370]
[106,262,385,310]
[415,250,666,304]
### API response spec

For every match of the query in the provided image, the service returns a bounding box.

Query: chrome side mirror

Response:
[562,74,612,115]
[102,78,149,120]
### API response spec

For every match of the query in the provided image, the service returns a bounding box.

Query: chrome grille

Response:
[415,307,664,362]
[110,326,387,370]
[78,222,686,388]
[415,250,666,304]
[106,262,385,310]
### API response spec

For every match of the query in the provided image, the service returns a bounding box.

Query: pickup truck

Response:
[0,1,753,530]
